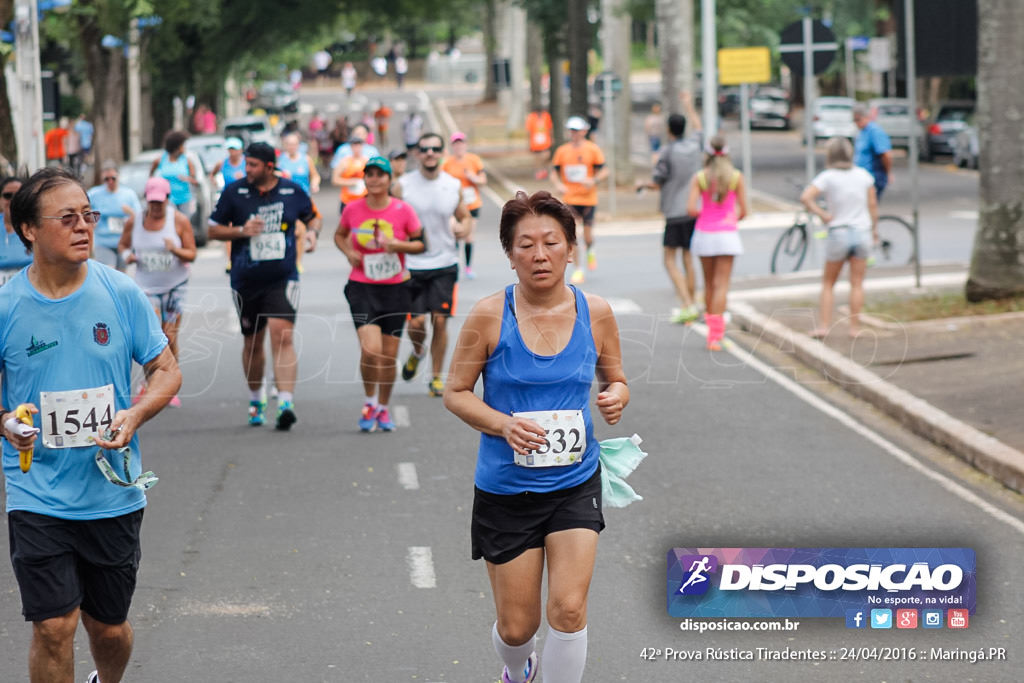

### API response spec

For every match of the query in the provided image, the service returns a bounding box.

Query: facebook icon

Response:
[845,609,867,628]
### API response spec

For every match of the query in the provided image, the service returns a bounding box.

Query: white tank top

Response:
[132,207,189,293]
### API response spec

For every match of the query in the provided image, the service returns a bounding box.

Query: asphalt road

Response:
[0,87,1020,682]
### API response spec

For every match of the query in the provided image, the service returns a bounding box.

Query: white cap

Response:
[566,116,590,131]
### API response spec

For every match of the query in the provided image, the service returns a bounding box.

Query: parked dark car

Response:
[919,100,974,161]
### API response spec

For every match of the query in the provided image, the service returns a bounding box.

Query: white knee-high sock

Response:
[541,625,587,683]
[493,621,536,683]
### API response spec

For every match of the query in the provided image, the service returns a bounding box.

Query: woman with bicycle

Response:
[686,135,749,350]
[800,137,878,338]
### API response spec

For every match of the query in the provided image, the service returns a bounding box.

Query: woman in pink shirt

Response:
[686,135,749,350]
[335,156,424,432]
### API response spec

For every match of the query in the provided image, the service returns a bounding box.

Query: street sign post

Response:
[718,47,771,195]
[779,18,837,185]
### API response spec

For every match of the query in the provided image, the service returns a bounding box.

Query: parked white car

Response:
[867,98,921,149]
[809,97,857,144]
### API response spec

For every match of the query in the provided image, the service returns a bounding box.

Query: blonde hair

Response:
[702,135,736,203]
[825,136,853,169]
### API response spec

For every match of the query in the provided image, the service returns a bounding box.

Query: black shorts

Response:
[471,467,604,565]
[8,509,144,624]
[408,265,459,317]
[344,280,411,337]
[569,204,596,226]
[232,279,300,336]
[663,216,696,249]
[469,208,480,219]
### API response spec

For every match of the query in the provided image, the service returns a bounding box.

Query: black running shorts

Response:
[568,204,596,226]
[407,265,459,317]
[471,467,604,565]
[663,216,697,249]
[344,280,412,337]
[8,509,144,624]
[232,279,300,336]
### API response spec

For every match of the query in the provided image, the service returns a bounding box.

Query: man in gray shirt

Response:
[639,95,703,323]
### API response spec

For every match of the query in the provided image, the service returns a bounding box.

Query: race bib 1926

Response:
[363,251,402,281]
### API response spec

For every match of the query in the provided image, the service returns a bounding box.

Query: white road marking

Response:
[693,322,1024,537]
[397,462,420,490]
[393,405,411,428]
[407,546,437,588]
[606,298,643,315]
[950,210,979,220]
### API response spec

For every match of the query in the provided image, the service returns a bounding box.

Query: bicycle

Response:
[769,180,917,273]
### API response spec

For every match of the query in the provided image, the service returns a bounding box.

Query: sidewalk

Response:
[435,93,1024,496]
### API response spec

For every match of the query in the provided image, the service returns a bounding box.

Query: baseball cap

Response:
[566,116,590,131]
[450,131,467,143]
[388,148,407,160]
[364,156,392,175]
[225,137,243,150]
[144,177,171,202]
[245,142,277,164]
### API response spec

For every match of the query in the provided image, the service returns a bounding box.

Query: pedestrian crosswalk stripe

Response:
[393,405,410,428]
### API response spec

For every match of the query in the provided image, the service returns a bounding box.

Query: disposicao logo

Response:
[667,548,976,619]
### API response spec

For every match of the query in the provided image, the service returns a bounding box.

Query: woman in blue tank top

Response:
[445,190,629,683]
[149,130,198,218]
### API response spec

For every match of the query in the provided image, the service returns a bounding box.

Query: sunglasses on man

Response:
[418,145,444,154]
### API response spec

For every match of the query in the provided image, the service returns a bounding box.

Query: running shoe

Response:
[465,266,476,280]
[169,395,182,408]
[275,401,297,431]
[428,376,444,397]
[587,251,597,270]
[670,306,699,324]
[376,408,396,432]
[248,399,267,427]
[85,672,99,683]
[401,353,421,381]
[358,402,379,432]
[501,651,538,683]
[570,269,585,284]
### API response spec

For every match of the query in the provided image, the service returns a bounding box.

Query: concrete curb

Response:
[730,300,1024,494]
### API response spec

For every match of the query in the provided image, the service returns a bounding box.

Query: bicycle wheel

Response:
[771,223,809,273]
[875,215,917,266]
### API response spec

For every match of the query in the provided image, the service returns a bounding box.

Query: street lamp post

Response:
[13,0,45,171]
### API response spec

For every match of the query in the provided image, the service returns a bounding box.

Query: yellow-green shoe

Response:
[429,376,444,397]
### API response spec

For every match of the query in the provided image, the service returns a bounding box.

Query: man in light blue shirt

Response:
[2,167,180,683]
[87,162,141,271]
[853,103,893,200]
[329,123,379,169]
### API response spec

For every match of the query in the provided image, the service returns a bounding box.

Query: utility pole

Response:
[701,0,717,137]
[127,18,142,159]
[601,0,632,190]
[13,0,44,171]
[504,2,527,135]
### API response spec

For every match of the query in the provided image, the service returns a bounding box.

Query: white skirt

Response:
[690,229,743,257]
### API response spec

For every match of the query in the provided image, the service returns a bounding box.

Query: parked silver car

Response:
[867,98,921,149]
[749,88,791,129]
[952,116,979,169]
[223,114,280,149]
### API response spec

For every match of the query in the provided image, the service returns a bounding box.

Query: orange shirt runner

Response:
[441,153,485,211]
[338,156,368,205]
[45,128,69,161]
[552,140,605,206]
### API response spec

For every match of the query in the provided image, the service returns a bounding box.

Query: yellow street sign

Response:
[718,47,772,85]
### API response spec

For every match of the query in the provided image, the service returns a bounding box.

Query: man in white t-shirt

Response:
[394,132,469,396]
[800,136,878,338]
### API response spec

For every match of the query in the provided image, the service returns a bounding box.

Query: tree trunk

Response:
[965,0,1024,301]
[0,0,16,171]
[656,0,694,115]
[527,17,543,111]
[602,0,633,185]
[645,21,656,63]
[482,0,498,102]
[545,34,566,149]
[566,0,590,117]
[77,10,126,186]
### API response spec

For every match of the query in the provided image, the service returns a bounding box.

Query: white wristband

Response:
[121,250,132,263]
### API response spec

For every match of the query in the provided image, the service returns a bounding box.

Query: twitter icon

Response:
[871,609,892,629]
